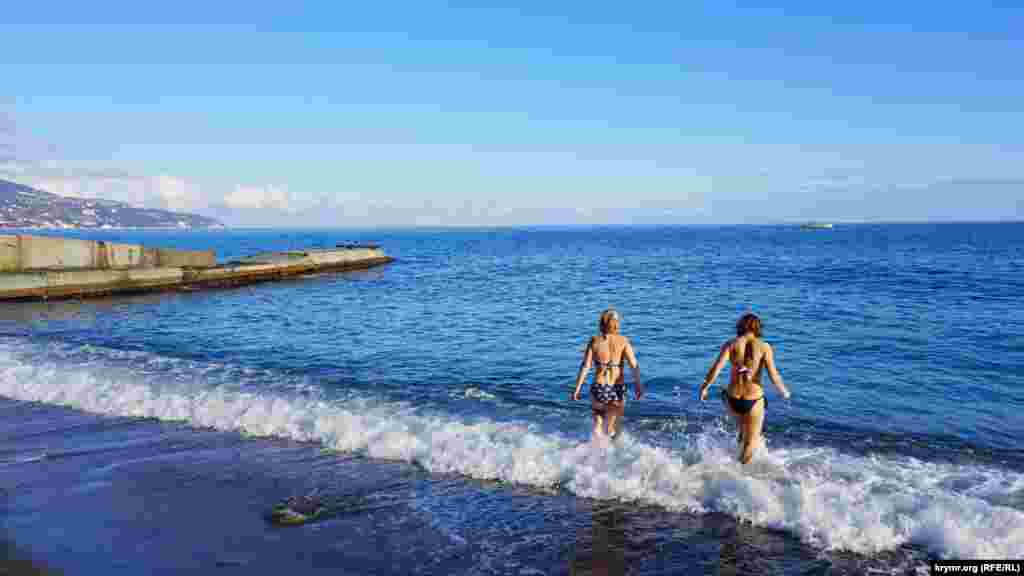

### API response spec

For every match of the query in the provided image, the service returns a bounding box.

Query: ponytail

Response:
[739,338,755,384]
[735,313,762,384]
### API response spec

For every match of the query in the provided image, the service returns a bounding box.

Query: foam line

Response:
[1,339,1022,559]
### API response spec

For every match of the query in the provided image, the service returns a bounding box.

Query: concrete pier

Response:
[0,235,393,301]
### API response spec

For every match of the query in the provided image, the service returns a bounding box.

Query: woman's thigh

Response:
[746,398,766,438]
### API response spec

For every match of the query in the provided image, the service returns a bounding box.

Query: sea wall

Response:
[0,235,393,301]
[0,234,215,272]
[305,247,382,269]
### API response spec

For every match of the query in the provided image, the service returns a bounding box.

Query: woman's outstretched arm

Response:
[764,344,791,399]
[699,341,731,400]
[572,338,594,400]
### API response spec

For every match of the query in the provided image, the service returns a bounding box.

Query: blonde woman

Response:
[572,309,643,439]
[699,313,791,464]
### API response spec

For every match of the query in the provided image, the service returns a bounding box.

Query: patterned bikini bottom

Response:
[590,382,625,404]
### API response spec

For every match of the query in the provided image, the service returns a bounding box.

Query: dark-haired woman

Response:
[572,309,643,440]
[699,313,791,464]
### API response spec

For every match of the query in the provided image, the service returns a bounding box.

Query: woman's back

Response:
[726,335,767,399]
[591,334,627,386]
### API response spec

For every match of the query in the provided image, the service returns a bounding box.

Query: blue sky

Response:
[1,2,1022,226]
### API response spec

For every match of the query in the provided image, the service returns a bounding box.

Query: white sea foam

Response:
[1,340,1022,560]
[459,386,497,400]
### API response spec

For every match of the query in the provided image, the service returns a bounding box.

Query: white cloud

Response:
[149,175,204,212]
[30,176,87,198]
[10,172,206,212]
[222,184,292,212]
[0,113,218,215]
[4,164,305,226]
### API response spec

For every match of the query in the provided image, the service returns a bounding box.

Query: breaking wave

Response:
[1,338,1022,560]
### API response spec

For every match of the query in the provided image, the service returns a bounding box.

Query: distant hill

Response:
[0,179,223,229]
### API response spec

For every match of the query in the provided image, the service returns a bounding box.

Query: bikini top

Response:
[731,337,764,384]
[593,336,624,370]
[733,365,763,388]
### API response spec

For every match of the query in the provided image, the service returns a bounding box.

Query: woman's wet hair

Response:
[599,309,620,335]
[735,313,762,337]
[735,313,762,383]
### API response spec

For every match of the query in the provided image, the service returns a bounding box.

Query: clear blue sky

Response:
[1,2,1022,226]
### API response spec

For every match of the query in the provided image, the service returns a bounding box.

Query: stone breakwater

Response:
[0,234,393,301]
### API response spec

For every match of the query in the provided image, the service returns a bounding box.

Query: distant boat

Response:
[800,222,834,230]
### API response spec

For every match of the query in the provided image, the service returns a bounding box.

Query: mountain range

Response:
[0,179,223,229]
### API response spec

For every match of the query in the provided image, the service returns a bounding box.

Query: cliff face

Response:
[0,179,223,229]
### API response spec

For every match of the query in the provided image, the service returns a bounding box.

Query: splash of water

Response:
[0,338,1021,560]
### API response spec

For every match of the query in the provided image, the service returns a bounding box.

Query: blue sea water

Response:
[1,223,1022,574]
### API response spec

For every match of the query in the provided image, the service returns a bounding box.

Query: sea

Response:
[0,223,1022,575]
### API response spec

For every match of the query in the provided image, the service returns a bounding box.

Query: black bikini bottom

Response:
[722,390,765,415]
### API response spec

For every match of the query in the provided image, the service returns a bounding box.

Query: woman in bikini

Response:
[699,313,791,464]
[571,309,643,440]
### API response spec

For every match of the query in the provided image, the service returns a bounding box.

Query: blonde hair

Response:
[598,309,620,335]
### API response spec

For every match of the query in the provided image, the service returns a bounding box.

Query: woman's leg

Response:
[605,402,625,437]
[721,391,742,444]
[591,400,607,439]
[738,399,766,464]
